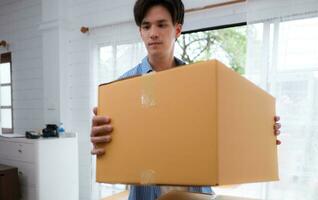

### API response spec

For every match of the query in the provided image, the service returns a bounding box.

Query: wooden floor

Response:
[101,190,259,200]
[215,195,259,200]
[102,191,129,200]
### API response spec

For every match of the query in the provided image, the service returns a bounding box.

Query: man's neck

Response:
[148,54,176,72]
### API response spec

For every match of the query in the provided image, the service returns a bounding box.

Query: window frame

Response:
[0,52,14,133]
[181,22,247,34]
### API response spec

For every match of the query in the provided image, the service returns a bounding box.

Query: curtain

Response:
[243,0,318,199]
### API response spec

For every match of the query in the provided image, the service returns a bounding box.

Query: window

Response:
[251,17,318,200]
[0,52,13,133]
[98,42,146,84]
[175,23,247,74]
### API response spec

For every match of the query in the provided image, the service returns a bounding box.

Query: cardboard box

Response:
[97,59,278,186]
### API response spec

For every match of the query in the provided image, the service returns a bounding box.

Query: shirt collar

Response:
[140,56,185,74]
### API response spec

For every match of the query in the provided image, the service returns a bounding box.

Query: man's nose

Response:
[150,26,159,39]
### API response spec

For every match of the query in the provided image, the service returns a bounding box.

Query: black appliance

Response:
[42,124,59,138]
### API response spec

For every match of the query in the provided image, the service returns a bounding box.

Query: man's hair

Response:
[134,0,184,27]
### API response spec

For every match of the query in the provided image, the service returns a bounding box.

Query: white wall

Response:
[0,0,43,134]
[67,29,92,200]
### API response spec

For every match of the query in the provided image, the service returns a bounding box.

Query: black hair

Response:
[134,0,184,27]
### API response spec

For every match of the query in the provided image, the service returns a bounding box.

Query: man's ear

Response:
[175,23,182,38]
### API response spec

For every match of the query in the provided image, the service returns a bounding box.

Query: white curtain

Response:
[88,22,146,200]
[243,0,318,199]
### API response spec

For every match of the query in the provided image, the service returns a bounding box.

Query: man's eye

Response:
[158,24,167,28]
[142,26,150,30]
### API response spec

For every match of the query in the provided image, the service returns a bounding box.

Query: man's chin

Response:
[148,50,164,58]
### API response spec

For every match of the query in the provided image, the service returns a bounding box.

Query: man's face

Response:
[139,5,182,58]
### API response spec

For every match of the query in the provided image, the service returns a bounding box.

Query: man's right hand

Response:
[90,107,113,156]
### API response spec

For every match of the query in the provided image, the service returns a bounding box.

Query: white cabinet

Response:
[0,135,79,200]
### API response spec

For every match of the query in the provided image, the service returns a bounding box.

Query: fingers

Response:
[274,116,280,122]
[91,107,113,156]
[274,123,281,130]
[275,130,280,136]
[91,124,113,137]
[92,115,111,127]
[93,107,97,115]
[91,147,105,156]
[90,134,112,156]
[274,118,281,145]
[91,135,112,144]
[92,107,111,123]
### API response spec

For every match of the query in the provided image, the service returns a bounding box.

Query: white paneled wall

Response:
[71,0,134,28]
[0,0,43,134]
[67,32,92,200]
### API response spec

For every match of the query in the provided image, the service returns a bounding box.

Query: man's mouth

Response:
[148,42,162,46]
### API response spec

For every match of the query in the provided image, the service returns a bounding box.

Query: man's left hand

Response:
[274,116,281,145]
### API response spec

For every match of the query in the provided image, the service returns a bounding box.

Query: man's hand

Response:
[90,107,113,155]
[274,116,281,145]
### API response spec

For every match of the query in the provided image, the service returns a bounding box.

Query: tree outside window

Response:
[175,24,247,75]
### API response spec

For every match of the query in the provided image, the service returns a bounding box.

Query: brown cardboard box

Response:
[97,59,278,186]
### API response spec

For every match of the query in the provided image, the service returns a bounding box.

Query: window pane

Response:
[277,17,318,71]
[1,86,11,106]
[176,26,247,74]
[116,43,146,77]
[0,63,11,84]
[99,46,114,84]
[98,43,146,84]
[1,108,12,129]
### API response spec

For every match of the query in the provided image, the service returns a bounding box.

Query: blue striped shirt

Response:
[119,56,213,200]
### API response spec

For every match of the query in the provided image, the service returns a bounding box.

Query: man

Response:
[90,0,282,199]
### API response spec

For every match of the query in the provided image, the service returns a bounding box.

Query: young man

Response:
[90,0,282,199]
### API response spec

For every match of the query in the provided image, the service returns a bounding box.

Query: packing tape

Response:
[140,169,156,185]
[141,73,156,107]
